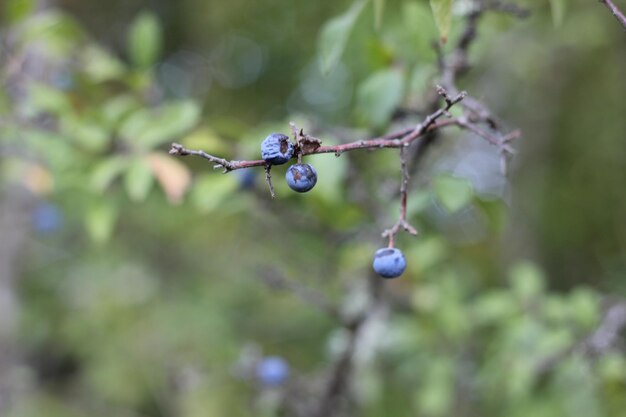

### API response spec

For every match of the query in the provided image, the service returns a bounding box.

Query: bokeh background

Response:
[1,0,625,416]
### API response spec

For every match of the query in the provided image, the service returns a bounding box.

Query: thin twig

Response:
[264,164,275,198]
[382,146,418,247]
[599,0,626,30]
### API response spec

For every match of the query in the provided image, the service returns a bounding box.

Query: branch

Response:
[535,300,626,375]
[599,0,626,30]
[169,87,466,170]
[258,268,340,320]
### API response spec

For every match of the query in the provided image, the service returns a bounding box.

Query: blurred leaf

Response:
[181,127,230,156]
[85,200,118,244]
[429,0,453,43]
[62,116,110,152]
[28,83,72,115]
[568,288,600,329]
[549,0,566,27]
[373,0,384,29]
[555,357,601,417]
[542,297,570,323]
[102,95,140,127]
[509,261,545,300]
[406,236,448,273]
[356,68,405,128]
[598,354,626,382]
[318,0,368,74]
[81,45,126,82]
[124,157,154,202]
[19,11,83,55]
[120,101,201,149]
[473,291,518,324]
[409,65,436,98]
[191,174,238,213]
[5,0,35,23]
[407,190,431,217]
[128,11,162,68]
[403,2,438,61]
[433,174,473,213]
[91,156,128,192]
[147,152,192,204]
[476,197,507,234]
[307,152,347,203]
[415,358,453,416]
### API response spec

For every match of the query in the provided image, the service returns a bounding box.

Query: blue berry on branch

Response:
[261,133,294,165]
[286,163,317,193]
[372,248,406,279]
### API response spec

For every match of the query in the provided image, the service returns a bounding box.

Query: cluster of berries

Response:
[261,133,407,279]
[261,133,317,193]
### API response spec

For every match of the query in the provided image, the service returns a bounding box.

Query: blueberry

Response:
[286,163,317,193]
[372,248,406,279]
[256,356,289,386]
[261,133,294,165]
[32,203,63,234]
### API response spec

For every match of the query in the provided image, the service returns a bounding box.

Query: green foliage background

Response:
[0,0,625,416]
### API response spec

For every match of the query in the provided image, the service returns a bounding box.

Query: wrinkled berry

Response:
[372,248,406,278]
[286,163,317,193]
[256,356,289,386]
[261,133,294,165]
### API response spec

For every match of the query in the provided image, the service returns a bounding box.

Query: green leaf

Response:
[429,0,453,43]
[6,0,36,24]
[403,2,438,61]
[128,11,162,68]
[549,0,565,27]
[102,95,140,128]
[433,174,473,213]
[82,45,126,82]
[120,101,201,149]
[191,174,238,213]
[18,11,84,56]
[356,68,405,128]
[473,291,517,324]
[62,116,110,152]
[406,236,448,272]
[85,200,118,244]
[91,157,128,192]
[307,152,347,203]
[373,0,385,29]
[318,0,368,74]
[568,288,599,329]
[509,261,545,300]
[28,83,72,115]
[124,157,154,202]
